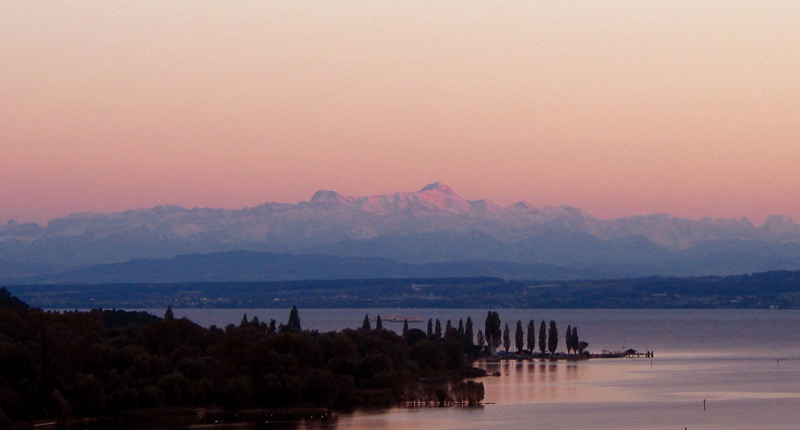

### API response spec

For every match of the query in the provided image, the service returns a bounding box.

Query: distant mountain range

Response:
[3,183,800,283]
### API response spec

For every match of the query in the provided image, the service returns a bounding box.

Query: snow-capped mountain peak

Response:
[310,190,347,203]
[3,183,800,277]
[420,182,455,194]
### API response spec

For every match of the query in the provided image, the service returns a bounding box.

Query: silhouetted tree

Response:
[465,317,474,346]
[515,320,524,352]
[404,328,427,346]
[362,314,371,330]
[572,327,585,354]
[0,290,487,420]
[241,313,249,327]
[548,320,558,355]
[376,315,383,330]
[484,311,501,350]
[287,306,301,331]
[566,324,572,354]
[164,305,174,321]
[434,319,442,339]
[476,330,485,350]
[503,323,510,353]
[444,324,461,342]
[538,320,547,354]
[451,380,485,406]
[427,319,433,338]
[403,319,409,338]
[526,320,535,351]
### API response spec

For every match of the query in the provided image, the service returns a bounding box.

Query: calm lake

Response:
[99,308,800,429]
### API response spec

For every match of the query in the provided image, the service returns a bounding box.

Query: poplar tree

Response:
[515,320,524,352]
[427,319,433,338]
[484,311,492,346]
[538,321,547,354]
[434,319,442,339]
[465,317,474,346]
[403,319,409,338]
[503,323,511,353]
[548,320,558,355]
[526,320,536,352]
[362,314,371,330]
[376,315,383,330]
[566,324,572,354]
[572,327,582,354]
[287,306,301,331]
[484,311,501,350]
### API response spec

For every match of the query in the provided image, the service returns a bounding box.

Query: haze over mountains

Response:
[3,183,800,283]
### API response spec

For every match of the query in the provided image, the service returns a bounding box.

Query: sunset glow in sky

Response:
[3,1,799,225]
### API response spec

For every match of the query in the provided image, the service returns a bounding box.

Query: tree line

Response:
[0,289,484,427]
[480,311,588,356]
[373,311,589,358]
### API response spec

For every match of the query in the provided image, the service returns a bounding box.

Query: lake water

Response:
[116,308,800,429]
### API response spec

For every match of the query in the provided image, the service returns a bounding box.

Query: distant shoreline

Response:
[9,270,800,310]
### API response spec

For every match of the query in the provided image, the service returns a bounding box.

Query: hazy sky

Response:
[3,1,799,225]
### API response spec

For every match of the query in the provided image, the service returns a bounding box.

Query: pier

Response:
[480,349,653,361]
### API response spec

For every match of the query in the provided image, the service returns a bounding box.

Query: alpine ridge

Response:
[2,183,800,280]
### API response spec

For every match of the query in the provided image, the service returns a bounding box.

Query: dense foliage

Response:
[0,292,482,425]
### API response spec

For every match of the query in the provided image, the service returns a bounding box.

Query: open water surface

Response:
[90,309,800,429]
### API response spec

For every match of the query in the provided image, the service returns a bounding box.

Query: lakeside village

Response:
[0,288,648,428]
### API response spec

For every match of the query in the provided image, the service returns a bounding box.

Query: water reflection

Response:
[60,356,800,430]
[46,308,800,429]
[477,358,648,405]
[54,409,338,430]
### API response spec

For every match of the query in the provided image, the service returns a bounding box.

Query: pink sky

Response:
[2,1,799,225]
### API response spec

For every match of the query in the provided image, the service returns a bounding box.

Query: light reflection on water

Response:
[324,354,800,430]
[79,309,800,429]
[475,359,648,404]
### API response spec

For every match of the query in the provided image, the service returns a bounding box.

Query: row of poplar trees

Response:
[482,311,587,355]
[362,312,587,356]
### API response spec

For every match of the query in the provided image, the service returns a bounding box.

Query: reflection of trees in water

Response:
[403,381,485,407]
[476,359,595,404]
[534,363,555,384]
[52,408,337,430]
[565,363,579,383]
